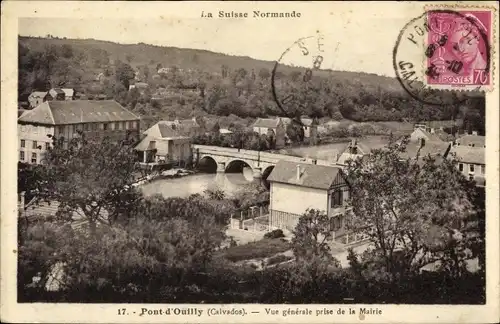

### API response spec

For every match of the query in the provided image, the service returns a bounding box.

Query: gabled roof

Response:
[412,128,444,143]
[456,134,485,148]
[267,160,344,190]
[142,121,191,139]
[18,100,140,125]
[448,146,485,165]
[50,88,65,95]
[399,142,451,160]
[252,118,280,128]
[336,152,365,166]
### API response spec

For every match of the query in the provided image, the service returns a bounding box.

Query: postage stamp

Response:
[425,10,493,89]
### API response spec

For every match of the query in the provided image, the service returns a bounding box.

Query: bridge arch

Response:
[225,159,254,181]
[197,155,218,173]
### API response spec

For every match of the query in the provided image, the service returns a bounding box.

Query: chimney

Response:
[296,165,301,180]
[472,131,478,135]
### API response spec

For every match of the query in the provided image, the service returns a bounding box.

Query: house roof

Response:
[253,118,280,128]
[448,146,485,165]
[456,134,485,147]
[412,128,444,143]
[30,91,47,98]
[267,160,343,190]
[336,152,365,166]
[142,121,192,139]
[50,88,65,95]
[18,100,140,125]
[399,142,451,160]
[61,88,74,97]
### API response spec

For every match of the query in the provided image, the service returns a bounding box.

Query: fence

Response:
[230,205,272,232]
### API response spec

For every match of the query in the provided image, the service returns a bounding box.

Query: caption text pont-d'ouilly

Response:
[116,306,383,318]
[201,11,302,18]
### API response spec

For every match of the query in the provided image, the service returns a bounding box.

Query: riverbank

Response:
[131,168,198,187]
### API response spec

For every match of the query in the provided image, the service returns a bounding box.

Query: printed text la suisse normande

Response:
[201,11,302,18]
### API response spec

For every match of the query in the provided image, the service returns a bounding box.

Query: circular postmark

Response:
[271,31,336,126]
[393,9,491,106]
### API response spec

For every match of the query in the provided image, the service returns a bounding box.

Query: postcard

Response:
[1,1,499,323]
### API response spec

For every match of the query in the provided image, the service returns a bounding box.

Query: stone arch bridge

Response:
[192,145,332,181]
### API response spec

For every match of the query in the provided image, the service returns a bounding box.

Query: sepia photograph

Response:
[1,1,499,323]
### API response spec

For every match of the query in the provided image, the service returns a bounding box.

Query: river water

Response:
[140,167,255,198]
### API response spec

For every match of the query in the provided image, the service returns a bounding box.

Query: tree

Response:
[35,134,142,234]
[344,137,478,282]
[286,120,304,143]
[211,121,221,134]
[115,61,135,90]
[289,209,340,301]
[258,68,271,80]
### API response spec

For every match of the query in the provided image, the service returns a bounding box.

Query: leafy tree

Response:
[289,209,340,301]
[286,120,304,143]
[115,61,135,90]
[258,68,270,80]
[35,134,142,233]
[211,121,220,134]
[344,137,478,282]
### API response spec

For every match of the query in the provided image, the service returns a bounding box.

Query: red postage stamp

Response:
[425,9,492,90]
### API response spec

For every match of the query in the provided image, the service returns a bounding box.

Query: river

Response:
[140,167,255,198]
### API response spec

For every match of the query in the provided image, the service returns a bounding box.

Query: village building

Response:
[18,100,140,164]
[46,88,66,101]
[449,145,485,186]
[267,160,359,243]
[335,138,389,166]
[252,118,286,147]
[455,133,485,148]
[61,88,75,101]
[129,82,149,94]
[28,91,48,108]
[410,127,446,143]
[134,120,197,166]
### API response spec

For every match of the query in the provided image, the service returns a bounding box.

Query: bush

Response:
[264,229,285,239]
[266,254,293,266]
[222,238,290,262]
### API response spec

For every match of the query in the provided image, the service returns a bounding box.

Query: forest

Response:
[18,36,486,134]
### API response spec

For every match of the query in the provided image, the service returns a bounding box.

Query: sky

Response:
[17,2,418,77]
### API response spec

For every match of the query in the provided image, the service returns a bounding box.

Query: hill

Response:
[18,36,485,134]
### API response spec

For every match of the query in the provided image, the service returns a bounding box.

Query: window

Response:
[481,165,485,174]
[103,123,108,131]
[469,174,474,181]
[110,122,115,130]
[45,142,50,150]
[117,122,123,130]
[84,124,89,131]
[92,123,98,131]
[469,164,475,173]
[32,141,38,149]
[31,152,37,164]
[58,126,65,135]
[20,139,25,148]
[99,123,104,130]
[124,121,129,130]
[20,151,25,161]
[330,216,343,231]
[115,122,120,130]
[130,121,137,129]
[330,190,342,208]
[458,163,463,172]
